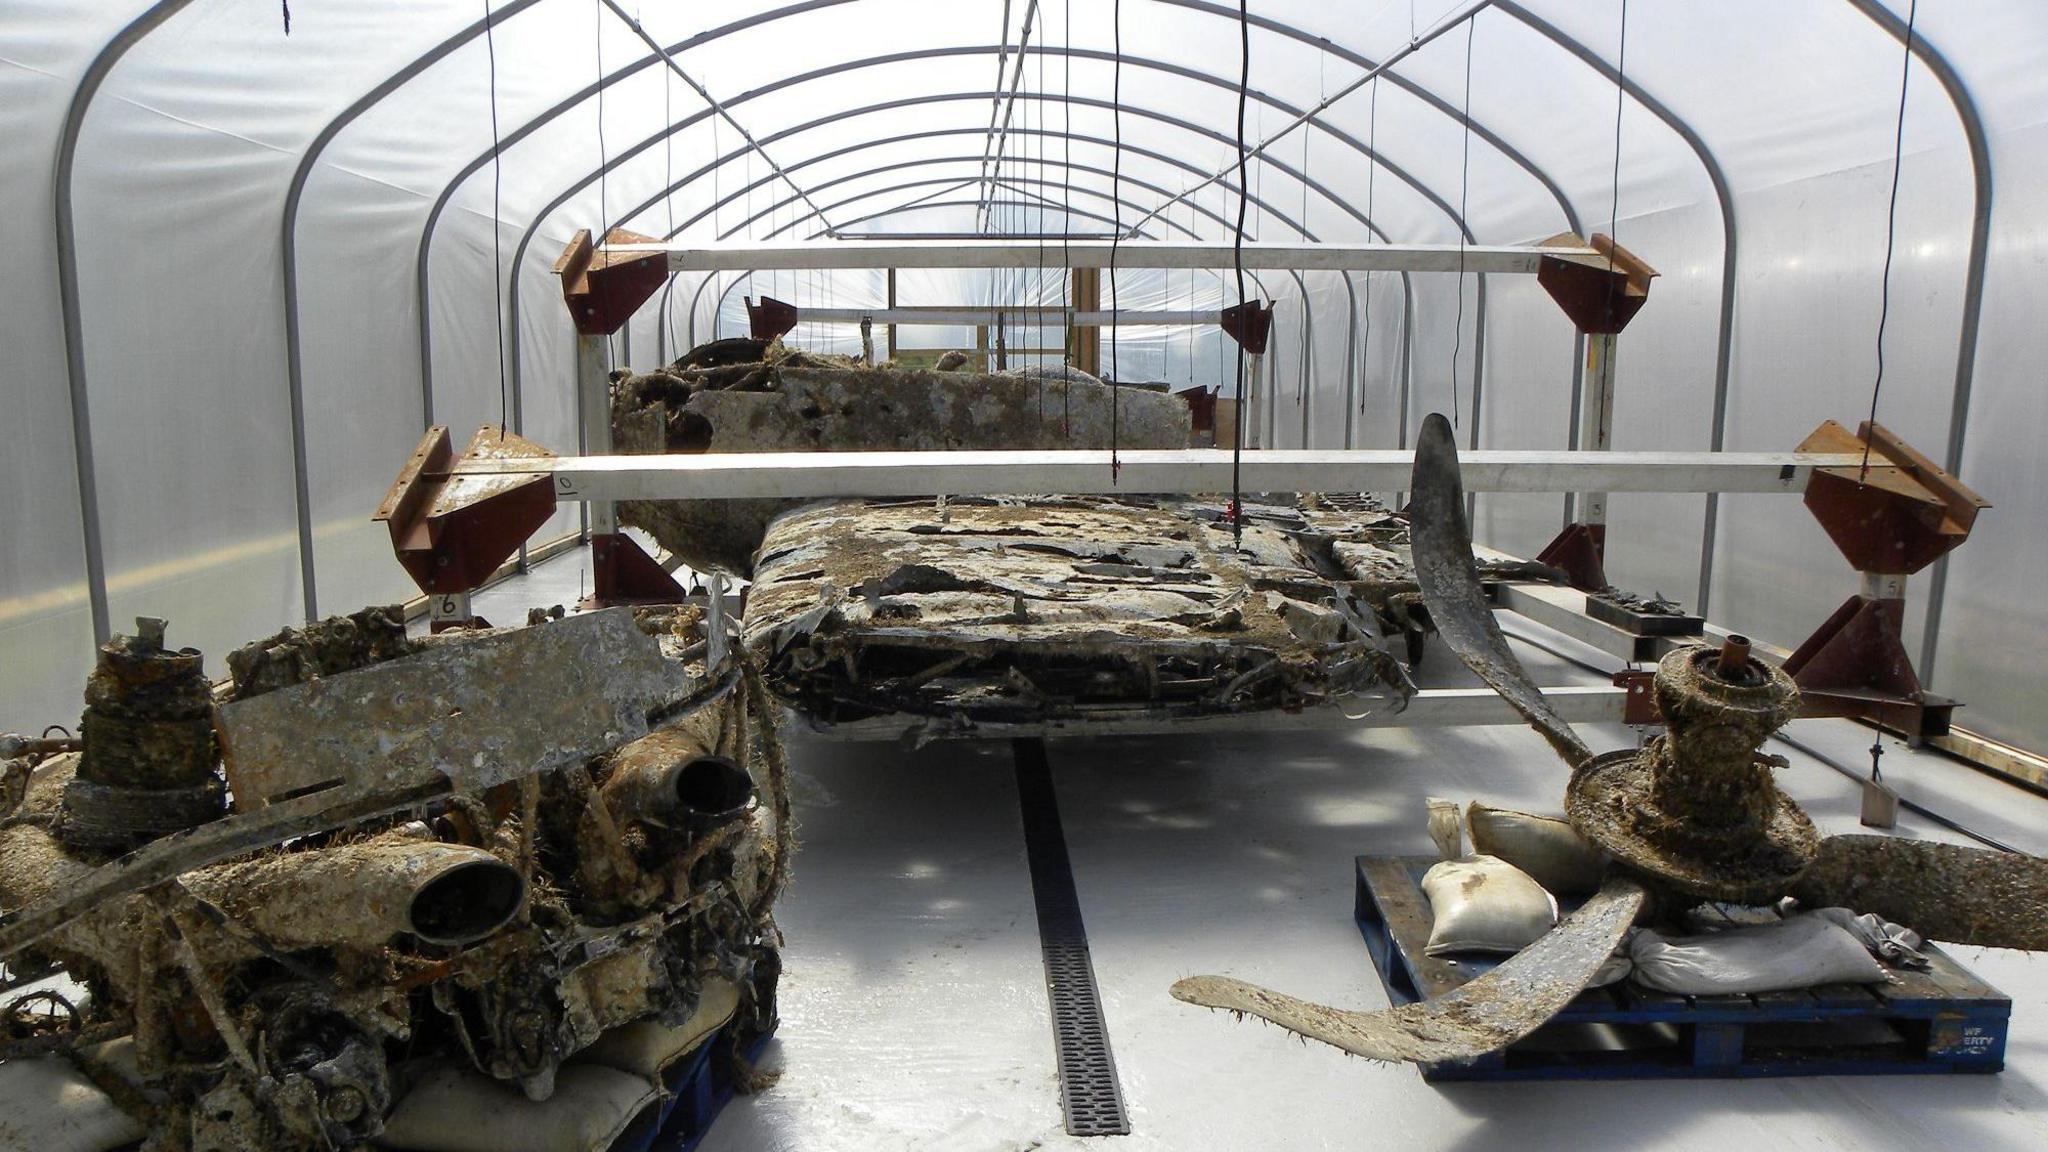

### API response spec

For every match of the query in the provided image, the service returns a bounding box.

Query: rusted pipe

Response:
[181,832,527,950]
[601,727,755,834]
[1716,633,1751,677]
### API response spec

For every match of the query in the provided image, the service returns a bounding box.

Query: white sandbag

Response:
[0,1055,146,1152]
[1421,855,1559,956]
[1629,914,1890,995]
[1466,802,1609,896]
[1425,796,1463,861]
[377,1064,657,1152]
[572,977,741,1083]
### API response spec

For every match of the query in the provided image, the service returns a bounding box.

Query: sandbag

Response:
[377,1064,657,1152]
[572,977,741,1083]
[0,1055,146,1152]
[1426,796,1463,861]
[1629,914,1890,995]
[1466,801,1609,896]
[1421,855,1558,956]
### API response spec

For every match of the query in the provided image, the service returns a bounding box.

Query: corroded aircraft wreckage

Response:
[0,603,789,1150]
[1169,414,2048,1064]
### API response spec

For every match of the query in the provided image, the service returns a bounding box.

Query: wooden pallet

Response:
[1355,856,2010,1081]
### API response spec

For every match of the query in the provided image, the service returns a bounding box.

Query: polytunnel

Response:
[6,3,2048,1144]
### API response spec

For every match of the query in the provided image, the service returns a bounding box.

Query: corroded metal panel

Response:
[216,609,679,807]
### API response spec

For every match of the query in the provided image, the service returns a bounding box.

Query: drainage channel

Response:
[1012,737,1131,1137]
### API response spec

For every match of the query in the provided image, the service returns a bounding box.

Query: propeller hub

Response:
[1567,642,1818,905]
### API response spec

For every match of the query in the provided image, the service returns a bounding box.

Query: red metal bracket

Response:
[1536,232,1657,335]
[1219,300,1273,355]
[1614,668,1658,725]
[1783,594,1954,738]
[374,426,557,595]
[1535,522,1608,593]
[1779,420,1986,739]
[1798,419,1988,575]
[554,227,667,337]
[747,295,799,342]
[589,532,688,607]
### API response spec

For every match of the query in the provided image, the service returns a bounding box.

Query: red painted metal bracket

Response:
[1536,232,1657,335]
[1219,300,1273,355]
[589,532,688,607]
[374,426,558,596]
[555,227,667,337]
[1536,522,1608,593]
[747,295,799,342]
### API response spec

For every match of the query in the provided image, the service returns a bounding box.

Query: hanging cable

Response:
[1604,0,1628,328]
[483,0,508,435]
[1447,18,1474,431]
[1229,0,1251,549]
[1863,0,1918,479]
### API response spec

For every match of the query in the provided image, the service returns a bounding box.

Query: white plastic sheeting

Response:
[3,1,2045,750]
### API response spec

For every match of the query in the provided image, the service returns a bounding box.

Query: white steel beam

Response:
[802,684,1626,741]
[766,306,1220,327]
[605,239,1599,275]
[458,448,1868,504]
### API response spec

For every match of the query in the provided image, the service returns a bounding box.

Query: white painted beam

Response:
[459,448,1866,504]
[605,239,1599,275]
[774,306,1219,327]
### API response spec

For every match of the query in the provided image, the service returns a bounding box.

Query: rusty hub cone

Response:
[1567,636,1819,905]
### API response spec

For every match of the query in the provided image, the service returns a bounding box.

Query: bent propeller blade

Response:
[1172,874,1645,1064]
[1409,412,1593,770]
[1796,835,2048,951]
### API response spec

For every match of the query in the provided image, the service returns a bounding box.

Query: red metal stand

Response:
[1536,522,1608,593]
[1781,420,1988,740]
[590,532,689,606]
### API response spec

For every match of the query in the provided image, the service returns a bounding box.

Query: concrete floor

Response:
[482,546,2048,1152]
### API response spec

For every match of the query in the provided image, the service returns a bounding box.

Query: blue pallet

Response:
[1354,856,2010,1082]
[613,1021,777,1152]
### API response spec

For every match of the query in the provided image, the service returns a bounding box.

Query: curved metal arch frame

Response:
[1496,2,1741,611]
[49,0,1986,686]
[703,170,1316,447]
[1847,0,1992,682]
[495,50,1492,462]
[631,116,1390,390]
[661,122,1389,422]
[706,187,1311,433]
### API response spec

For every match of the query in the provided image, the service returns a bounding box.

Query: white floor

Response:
[479,549,2048,1152]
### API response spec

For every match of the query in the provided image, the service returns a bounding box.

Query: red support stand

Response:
[589,532,689,607]
[1536,522,1608,592]
[1782,592,1952,738]
[1782,420,1988,741]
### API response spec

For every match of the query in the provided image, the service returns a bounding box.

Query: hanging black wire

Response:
[1863,0,1919,479]
[1229,0,1251,549]
[483,0,508,434]
[1107,0,1124,479]
[1604,0,1628,330]
[663,34,677,361]
[1447,18,1474,431]
[1061,0,1073,367]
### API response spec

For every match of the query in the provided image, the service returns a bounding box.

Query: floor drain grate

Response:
[1013,738,1130,1137]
